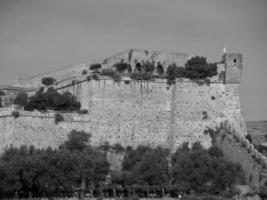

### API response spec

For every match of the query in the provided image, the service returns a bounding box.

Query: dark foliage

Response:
[135,62,142,72]
[0,131,109,198]
[142,61,155,73]
[185,56,217,79]
[171,142,244,194]
[54,113,64,124]
[156,62,164,75]
[120,146,170,186]
[89,63,102,71]
[23,87,81,111]
[13,92,28,107]
[77,109,88,114]
[91,74,100,81]
[111,143,125,153]
[0,90,5,96]
[113,62,132,73]
[245,134,252,143]
[166,64,186,85]
[11,110,20,118]
[82,69,87,75]
[60,130,91,152]
[41,77,56,86]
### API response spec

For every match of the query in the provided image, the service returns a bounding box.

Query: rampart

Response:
[0,77,246,153]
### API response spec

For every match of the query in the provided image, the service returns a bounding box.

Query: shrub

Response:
[101,68,115,77]
[111,143,125,153]
[166,64,185,85]
[0,90,5,96]
[135,62,142,72]
[41,77,56,86]
[54,113,64,124]
[156,62,164,75]
[89,63,102,71]
[11,110,20,118]
[24,87,81,112]
[86,76,91,82]
[91,74,99,81]
[142,61,155,73]
[130,72,153,81]
[185,56,217,79]
[245,134,252,143]
[100,141,110,151]
[113,62,132,73]
[82,69,87,75]
[13,92,28,107]
[77,109,88,114]
[124,80,130,85]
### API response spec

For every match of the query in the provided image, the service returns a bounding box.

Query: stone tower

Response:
[224,53,243,83]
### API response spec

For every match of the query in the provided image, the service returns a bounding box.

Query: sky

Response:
[0,0,266,120]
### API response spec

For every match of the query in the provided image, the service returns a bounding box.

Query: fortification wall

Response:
[0,79,246,152]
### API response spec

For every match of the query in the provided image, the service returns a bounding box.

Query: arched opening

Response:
[135,62,142,72]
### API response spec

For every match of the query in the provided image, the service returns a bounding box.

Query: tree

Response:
[13,92,28,107]
[60,130,91,152]
[142,61,155,73]
[41,77,56,86]
[0,130,109,198]
[113,62,131,73]
[89,63,102,71]
[120,146,170,186]
[185,56,217,79]
[171,142,244,194]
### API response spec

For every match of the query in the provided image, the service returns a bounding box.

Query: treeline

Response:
[13,87,81,111]
[0,130,244,198]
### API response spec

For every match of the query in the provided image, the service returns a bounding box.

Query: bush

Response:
[111,143,125,153]
[86,76,91,82]
[142,61,155,73]
[156,62,164,75]
[77,109,88,114]
[124,80,130,85]
[89,63,102,71]
[113,62,132,73]
[13,92,28,107]
[0,90,5,96]
[82,69,87,75]
[11,110,20,118]
[130,72,153,81]
[166,64,185,84]
[54,113,64,124]
[41,77,56,86]
[91,74,100,81]
[185,56,217,79]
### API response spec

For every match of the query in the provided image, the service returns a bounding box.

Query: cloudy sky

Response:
[0,0,266,120]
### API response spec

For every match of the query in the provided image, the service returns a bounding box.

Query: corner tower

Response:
[224,53,243,83]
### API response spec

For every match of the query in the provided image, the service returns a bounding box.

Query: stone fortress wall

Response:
[1,49,258,186]
[0,49,245,151]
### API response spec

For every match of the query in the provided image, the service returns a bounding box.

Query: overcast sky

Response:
[0,0,266,120]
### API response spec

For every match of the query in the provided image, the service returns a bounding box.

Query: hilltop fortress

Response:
[0,49,245,150]
[2,49,267,188]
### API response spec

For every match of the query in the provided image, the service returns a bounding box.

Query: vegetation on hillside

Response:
[13,87,81,111]
[0,130,109,198]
